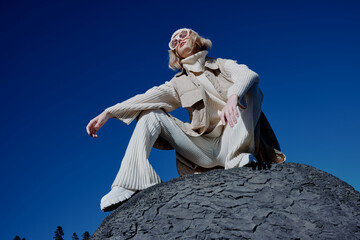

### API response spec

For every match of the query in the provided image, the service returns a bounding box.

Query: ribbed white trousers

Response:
[111,83,263,190]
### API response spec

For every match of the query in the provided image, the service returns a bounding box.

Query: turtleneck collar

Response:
[181,50,208,74]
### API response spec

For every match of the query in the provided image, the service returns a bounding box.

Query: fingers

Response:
[91,125,98,138]
[220,109,226,125]
[221,104,240,128]
[234,105,239,118]
[225,110,234,128]
[86,119,95,136]
[231,106,238,124]
[86,123,91,135]
[86,112,111,138]
[86,118,100,138]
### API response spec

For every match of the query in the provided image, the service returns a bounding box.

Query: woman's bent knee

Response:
[136,109,169,131]
[138,109,166,120]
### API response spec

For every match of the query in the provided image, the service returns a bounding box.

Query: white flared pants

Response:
[111,83,263,191]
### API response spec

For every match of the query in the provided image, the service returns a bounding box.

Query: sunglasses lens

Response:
[179,30,188,39]
[170,39,178,49]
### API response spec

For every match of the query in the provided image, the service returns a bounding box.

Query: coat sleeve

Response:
[222,59,260,109]
[104,81,181,125]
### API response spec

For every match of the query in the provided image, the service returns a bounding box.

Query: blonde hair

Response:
[168,29,212,71]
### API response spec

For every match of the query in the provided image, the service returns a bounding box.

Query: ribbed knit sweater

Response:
[105,51,259,137]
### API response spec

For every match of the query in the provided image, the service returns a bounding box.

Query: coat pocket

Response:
[180,89,203,107]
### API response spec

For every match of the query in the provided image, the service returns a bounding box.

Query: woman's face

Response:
[175,34,197,59]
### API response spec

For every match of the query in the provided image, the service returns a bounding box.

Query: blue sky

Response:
[1,0,359,239]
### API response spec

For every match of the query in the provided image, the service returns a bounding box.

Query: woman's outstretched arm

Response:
[86,81,181,138]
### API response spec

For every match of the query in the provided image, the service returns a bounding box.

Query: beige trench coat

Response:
[105,57,286,176]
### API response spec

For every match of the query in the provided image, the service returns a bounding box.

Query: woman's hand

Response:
[221,94,239,128]
[86,111,112,138]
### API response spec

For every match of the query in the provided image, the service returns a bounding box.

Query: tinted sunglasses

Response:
[169,29,190,50]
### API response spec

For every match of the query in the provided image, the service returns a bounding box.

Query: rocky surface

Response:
[91,163,360,239]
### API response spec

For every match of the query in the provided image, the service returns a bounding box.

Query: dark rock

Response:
[91,163,360,239]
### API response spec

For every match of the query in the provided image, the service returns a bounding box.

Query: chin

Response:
[180,48,194,58]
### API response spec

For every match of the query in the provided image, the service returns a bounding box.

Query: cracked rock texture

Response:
[91,163,360,239]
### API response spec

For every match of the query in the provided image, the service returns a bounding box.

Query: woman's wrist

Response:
[103,110,113,119]
[228,94,238,103]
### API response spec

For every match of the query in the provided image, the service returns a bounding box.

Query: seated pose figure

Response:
[86,28,286,212]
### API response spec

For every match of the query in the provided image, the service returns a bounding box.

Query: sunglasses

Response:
[169,29,190,50]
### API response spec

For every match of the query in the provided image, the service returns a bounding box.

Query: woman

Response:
[86,28,286,212]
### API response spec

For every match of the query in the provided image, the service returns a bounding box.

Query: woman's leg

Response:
[101,110,165,211]
[110,110,163,191]
[215,83,263,168]
[111,109,217,191]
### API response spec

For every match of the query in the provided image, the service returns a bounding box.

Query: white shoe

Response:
[225,153,258,169]
[239,153,258,167]
[100,186,136,212]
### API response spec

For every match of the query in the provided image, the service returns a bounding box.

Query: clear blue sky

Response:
[1,0,359,239]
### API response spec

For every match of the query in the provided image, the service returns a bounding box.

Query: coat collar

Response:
[181,50,208,73]
[175,56,219,77]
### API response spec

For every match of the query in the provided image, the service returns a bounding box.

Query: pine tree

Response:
[53,226,64,240]
[82,231,90,240]
[72,232,79,240]
[13,236,26,240]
